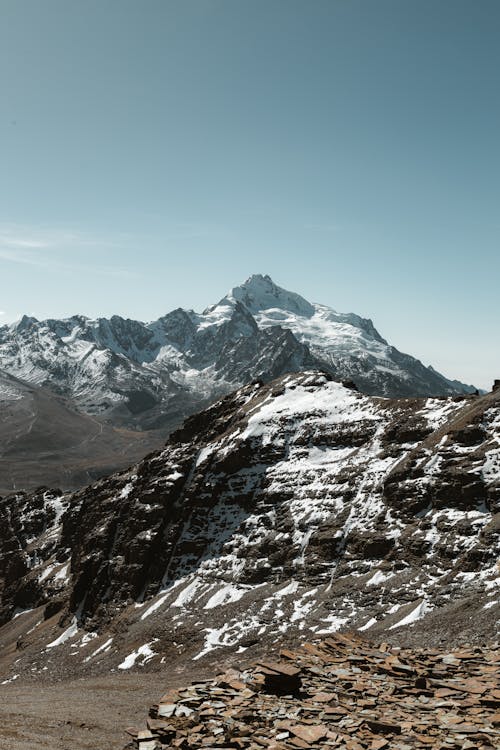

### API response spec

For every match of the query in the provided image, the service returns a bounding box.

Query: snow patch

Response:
[389,600,430,630]
[46,618,78,648]
[118,641,157,670]
[204,584,249,609]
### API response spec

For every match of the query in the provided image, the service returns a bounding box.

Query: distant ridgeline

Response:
[0,275,476,438]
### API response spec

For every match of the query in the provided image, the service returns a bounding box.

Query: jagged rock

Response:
[252,661,303,695]
[0,372,498,683]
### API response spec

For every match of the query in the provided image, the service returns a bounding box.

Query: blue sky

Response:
[0,0,498,389]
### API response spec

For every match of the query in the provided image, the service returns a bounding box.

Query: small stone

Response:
[288,725,328,743]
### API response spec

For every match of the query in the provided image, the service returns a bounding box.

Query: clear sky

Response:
[0,0,498,389]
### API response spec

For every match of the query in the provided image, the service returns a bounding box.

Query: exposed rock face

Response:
[0,275,475,435]
[0,372,497,682]
[0,488,69,625]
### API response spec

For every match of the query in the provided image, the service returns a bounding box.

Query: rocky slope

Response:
[0,275,474,433]
[0,369,160,493]
[129,634,500,750]
[0,372,497,685]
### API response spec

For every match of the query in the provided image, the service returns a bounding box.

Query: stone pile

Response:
[126,632,500,750]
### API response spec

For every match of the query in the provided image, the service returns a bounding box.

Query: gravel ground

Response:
[0,600,497,750]
[0,670,213,750]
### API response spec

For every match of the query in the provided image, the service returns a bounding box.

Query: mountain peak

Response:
[11,314,39,332]
[227,274,315,317]
[246,273,273,284]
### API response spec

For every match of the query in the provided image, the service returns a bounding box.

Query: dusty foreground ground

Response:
[0,670,212,750]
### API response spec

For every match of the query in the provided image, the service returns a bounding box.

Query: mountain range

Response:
[0,275,475,441]
[0,273,478,494]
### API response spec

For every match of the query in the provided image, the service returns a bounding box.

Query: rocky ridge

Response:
[128,633,500,750]
[0,371,497,685]
[0,275,475,433]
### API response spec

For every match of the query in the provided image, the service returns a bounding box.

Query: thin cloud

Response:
[0,249,48,266]
[0,224,136,278]
[0,237,48,249]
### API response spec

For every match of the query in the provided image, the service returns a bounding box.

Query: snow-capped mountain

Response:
[0,374,497,682]
[227,275,476,397]
[0,275,474,432]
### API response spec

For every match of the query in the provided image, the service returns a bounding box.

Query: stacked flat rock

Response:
[127,633,500,750]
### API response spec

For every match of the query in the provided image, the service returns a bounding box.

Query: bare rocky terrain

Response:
[129,633,500,750]
[0,370,162,494]
[0,672,176,750]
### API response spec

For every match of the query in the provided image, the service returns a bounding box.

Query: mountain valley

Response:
[0,369,161,494]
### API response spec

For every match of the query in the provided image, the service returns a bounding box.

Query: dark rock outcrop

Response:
[0,373,497,682]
